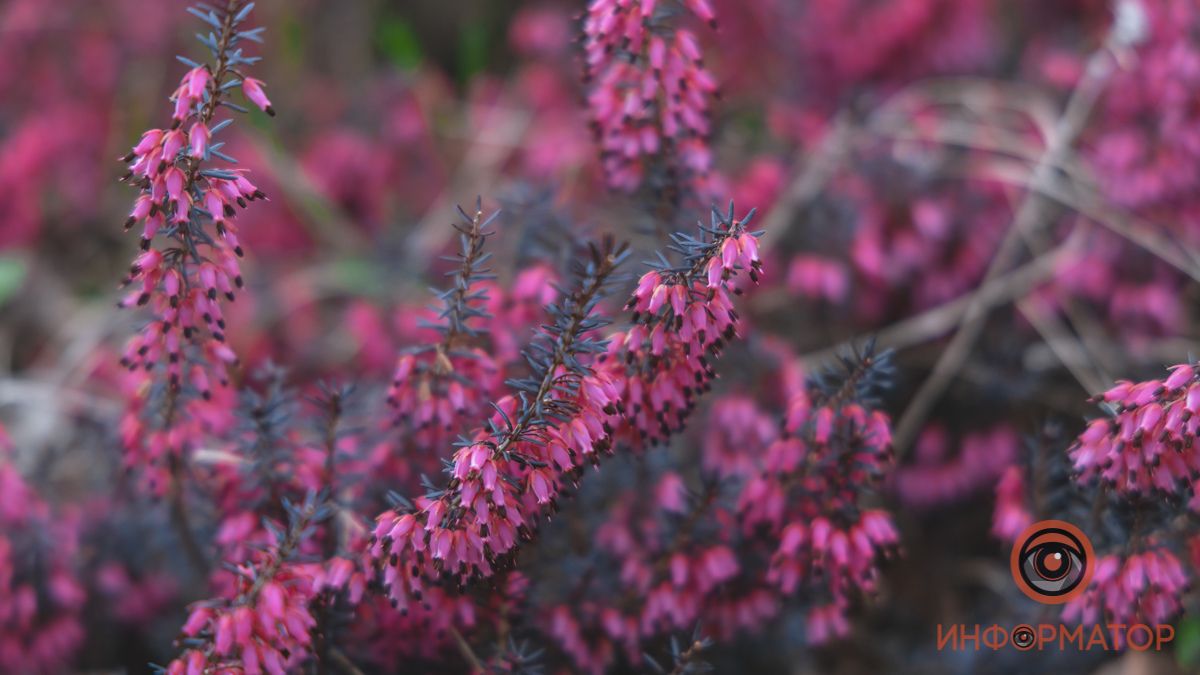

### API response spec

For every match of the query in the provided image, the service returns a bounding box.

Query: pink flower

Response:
[1070,364,1200,497]
[241,77,275,116]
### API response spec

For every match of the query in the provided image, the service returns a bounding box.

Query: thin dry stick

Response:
[328,648,366,675]
[405,104,531,271]
[977,162,1114,392]
[246,135,367,255]
[759,112,855,249]
[1017,297,1109,395]
[981,162,1200,283]
[891,43,1117,454]
[875,122,1093,187]
[450,626,486,673]
[795,231,1080,367]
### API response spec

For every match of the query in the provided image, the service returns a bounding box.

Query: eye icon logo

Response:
[1011,520,1094,604]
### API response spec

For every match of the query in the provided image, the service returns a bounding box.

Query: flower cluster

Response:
[701,396,777,478]
[739,345,898,643]
[795,0,995,99]
[371,238,629,610]
[1062,547,1188,628]
[1088,0,1200,229]
[0,429,86,674]
[166,496,326,675]
[538,484,758,673]
[1070,362,1200,500]
[995,371,1198,639]
[532,343,898,670]
[116,0,272,491]
[385,203,504,452]
[371,207,764,628]
[895,424,1018,509]
[583,0,718,197]
[616,205,762,446]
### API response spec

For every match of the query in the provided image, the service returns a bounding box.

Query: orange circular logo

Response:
[1010,519,1094,604]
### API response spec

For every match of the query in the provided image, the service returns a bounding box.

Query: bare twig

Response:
[891,43,1118,453]
[1017,297,1109,395]
[450,626,486,674]
[794,230,1081,367]
[168,453,211,576]
[980,161,1200,283]
[759,113,855,249]
[327,647,366,675]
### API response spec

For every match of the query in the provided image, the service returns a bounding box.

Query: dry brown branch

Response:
[891,44,1119,453]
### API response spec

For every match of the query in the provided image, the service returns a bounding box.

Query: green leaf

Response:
[0,256,28,306]
[282,12,306,66]
[328,259,381,296]
[457,20,489,83]
[1178,615,1200,666]
[376,16,423,71]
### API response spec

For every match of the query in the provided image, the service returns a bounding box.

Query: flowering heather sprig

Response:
[738,343,898,644]
[582,0,719,197]
[511,210,768,671]
[116,0,272,487]
[371,205,764,617]
[1070,362,1200,500]
[371,239,629,610]
[1062,546,1188,628]
[166,494,329,675]
[614,204,762,446]
[386,202,503,447]
[543,477,756,673]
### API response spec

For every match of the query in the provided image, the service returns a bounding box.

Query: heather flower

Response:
[165,496,327,675]
[738,343,898,644]
[583,0,719,197]
[1088,0,1200,224]
[1070,363,1200,499]
[1062,546,1188,629]
[785,254,849,304]
[990,466,1033,544]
